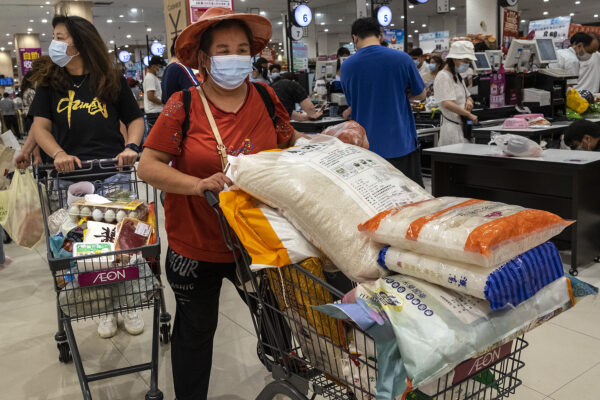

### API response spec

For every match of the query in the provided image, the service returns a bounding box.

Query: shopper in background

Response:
[0,93,20,139]
[550,32,598,87]
[14,15,144,337]
[434,40,478,146]
[409,47,430,82]
[564,119,600,151]
[272,72,323,121]
[161,35,200,104]
[425,55,444,97]
[138,8,306,400]
[250,57,270,84]
[143,55,166,133]
[341,17,425,186]
[268,63,282,81]
[335,46,351,81]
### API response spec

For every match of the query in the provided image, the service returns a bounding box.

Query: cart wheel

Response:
[57,342,72,363]
[160,323,171,345]
[569,268,579,276]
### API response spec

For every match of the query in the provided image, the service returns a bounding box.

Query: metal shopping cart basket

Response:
[36,160,171,400]
[206,190,529,400]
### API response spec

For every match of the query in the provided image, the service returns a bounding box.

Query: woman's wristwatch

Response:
[125,143,141,153]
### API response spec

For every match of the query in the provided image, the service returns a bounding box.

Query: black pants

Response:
[3,115,20,138]
[386,148,424,188]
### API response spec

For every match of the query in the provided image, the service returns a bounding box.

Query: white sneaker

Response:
[98,314,118,338]
[123,311,144,335]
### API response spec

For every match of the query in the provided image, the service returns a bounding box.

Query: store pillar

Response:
[466,0,498,35]
[14,34,41,82]
[164,0,189,58]
[54,1,93,22]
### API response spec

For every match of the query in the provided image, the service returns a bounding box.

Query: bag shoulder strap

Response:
[182,88,191,140]
[197,86,228,171]
[252,82,278,128]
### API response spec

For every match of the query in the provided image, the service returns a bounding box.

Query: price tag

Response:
[134,222,152,238]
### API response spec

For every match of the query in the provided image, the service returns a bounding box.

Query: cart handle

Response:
[204,190,220,207]
[36,157,139,173]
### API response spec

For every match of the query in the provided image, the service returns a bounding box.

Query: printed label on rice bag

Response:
[284,142,430,215]
[423,280,489,324]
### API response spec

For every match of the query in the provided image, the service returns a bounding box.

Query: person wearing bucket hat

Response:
[138,7,307,399]
[433,40,479,146]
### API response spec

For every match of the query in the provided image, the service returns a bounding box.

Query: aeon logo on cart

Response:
[78,266,139,287]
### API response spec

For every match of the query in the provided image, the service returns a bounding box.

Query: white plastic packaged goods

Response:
[315,275,587,399]
[229,135,433,282]
[359,197,571,268]
[378,241,565,309]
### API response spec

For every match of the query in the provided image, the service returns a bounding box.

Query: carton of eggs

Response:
[67,201,149,224]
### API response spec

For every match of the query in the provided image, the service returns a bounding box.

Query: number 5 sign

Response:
[293,4,312,27]
[377,6,392,27]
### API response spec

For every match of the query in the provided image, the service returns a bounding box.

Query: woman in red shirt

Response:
[138,8,304,400]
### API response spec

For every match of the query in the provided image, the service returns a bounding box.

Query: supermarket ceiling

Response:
[0,0,597,53]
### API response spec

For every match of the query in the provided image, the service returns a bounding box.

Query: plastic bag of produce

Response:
[220,189,321,270]
[322,120,370,149]
[229,135,432,282]
[489,133,543,157]
[378,241,564,309]
[359,197,571,268]
[566,88,589,114]
[316,275,594,399]
[4,168,44,248]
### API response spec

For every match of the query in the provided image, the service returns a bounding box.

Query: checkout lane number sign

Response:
[377,6,392,27]
[294,4,312,27]
[118,50,131,63]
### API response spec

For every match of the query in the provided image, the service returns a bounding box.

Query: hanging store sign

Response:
[528,16,571,49]
[418,31,449,53]
[18,48,41,77]
[118,50,131,63]
[377,6,392,27]
[189,0,233,23]
[294,4,313,27]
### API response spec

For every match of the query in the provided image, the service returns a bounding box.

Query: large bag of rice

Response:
[229,135,433,282]
[219,189,321,270]
[359,197,571,268]
[316,275,596,399]
[378,241,565,309]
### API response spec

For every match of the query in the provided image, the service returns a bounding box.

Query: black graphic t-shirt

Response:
[29,75,143,161]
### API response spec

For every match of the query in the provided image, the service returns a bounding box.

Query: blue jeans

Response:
[0,228,5,264]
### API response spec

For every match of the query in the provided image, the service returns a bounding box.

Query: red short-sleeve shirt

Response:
[144,82,294,262]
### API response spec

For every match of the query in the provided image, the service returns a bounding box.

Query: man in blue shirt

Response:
[341,17,426,186]
[161,36,200,104]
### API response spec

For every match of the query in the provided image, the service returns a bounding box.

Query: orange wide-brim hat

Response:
[176,7,272,69]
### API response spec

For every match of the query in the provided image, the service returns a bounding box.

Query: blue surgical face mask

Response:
[49,40,74,68]
[456,63,470,74]
[208,55,253,90]
[428,63,437,71]
[413,58,420,67]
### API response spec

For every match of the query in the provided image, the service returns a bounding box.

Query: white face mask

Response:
[208,55,252,90]
[49,40,73,68]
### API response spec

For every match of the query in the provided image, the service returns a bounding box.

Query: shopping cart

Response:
[36,160,171,400]
[206,190,529,400]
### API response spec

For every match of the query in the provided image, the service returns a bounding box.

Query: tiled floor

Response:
[1,182,599,399]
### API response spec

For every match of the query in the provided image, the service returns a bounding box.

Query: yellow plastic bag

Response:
[0,189,9,225]
[5,169,44,248]
[566,88,589,114]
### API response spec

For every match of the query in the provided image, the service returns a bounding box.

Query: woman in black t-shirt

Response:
[14,15,145,339]
[15,15,144,173]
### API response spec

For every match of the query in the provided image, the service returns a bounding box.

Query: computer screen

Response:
[485,50,503,69]
[5,77,13,85]
[535,38,558,64]
[504,39,536,69]
[0,78,6,86]
[473,52,491,71]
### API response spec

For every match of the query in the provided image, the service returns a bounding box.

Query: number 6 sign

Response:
[294,4,313,27]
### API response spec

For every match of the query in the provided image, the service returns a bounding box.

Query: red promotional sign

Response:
[502,10,520,54]
[452,341,513,384]
[569,24,600,38]
[188,0,233,24]
[19,48,42,77]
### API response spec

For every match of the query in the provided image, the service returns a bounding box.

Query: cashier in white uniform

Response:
[433,41,478,146]
[575,34,600,93]
[550,33,599,89]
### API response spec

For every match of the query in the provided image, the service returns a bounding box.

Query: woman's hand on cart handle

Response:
[14,150,32,169]
[117,147,138,167]
[194,172,232,199]
[54,152,82,173]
